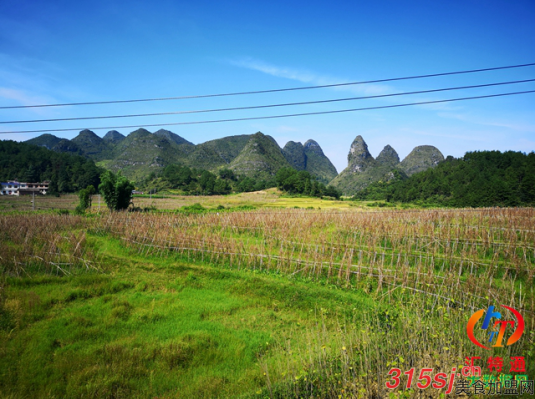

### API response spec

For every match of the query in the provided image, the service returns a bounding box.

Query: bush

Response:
[73,206,85,215]
[178,203,207,214]
[78,185,95,211]
[98,171,135,211]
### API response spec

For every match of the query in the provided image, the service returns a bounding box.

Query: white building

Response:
[0,181,20,195]
[0,181,49,196]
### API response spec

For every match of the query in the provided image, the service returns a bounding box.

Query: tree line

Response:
[0,140,102,194]
[155,165,343,198]
[354,151,535,207]
[150,165,277,195]
[275,168,341,199]
[1,140,338,203]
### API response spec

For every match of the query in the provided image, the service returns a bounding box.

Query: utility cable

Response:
[1,89,534,134]
[0,62,534,109]
[1,78,534,125]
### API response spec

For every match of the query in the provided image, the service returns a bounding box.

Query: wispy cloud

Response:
[438,112,535,133]
[402,127,490,142]
[228,57,392,96]
[0,53,63,105]
[0,53,78,117]
[0,87,54,107]
[227,57,467,115]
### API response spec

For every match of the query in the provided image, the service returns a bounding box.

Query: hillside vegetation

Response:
[26,130,337,186]
[330,136,444,195]
[354,150,535,207]
[0,140,102,193]
[281,140,338,184]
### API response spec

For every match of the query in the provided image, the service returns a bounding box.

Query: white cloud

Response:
[227,57,473,116]
[228,57,393,96]
[438,112,535,133]
[400,127,490,142]
[0,87,52,107]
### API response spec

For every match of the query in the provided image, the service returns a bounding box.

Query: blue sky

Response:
[0,0,534,172]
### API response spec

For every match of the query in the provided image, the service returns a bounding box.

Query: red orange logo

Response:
[467,305,524,349]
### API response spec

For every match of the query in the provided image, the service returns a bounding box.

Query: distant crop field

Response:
[0,189,369,213]
[0,193,79,211]
[1,206,533,398]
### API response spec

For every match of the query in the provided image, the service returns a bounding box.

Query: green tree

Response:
[237,177,255,192]
[275,167,296,189]
[98,171,135,211]
[78,185,96,210]
[219,168,236,181]
[214,178,232,194]
[199,170,216,194]
[25,163,39,182]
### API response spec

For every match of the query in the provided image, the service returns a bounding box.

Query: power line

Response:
[1,62,534,110]
[1,89,534,135]
[2,78,533,125]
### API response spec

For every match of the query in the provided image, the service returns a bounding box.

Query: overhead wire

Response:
[1,78,534,125]
[2,89,534,134]
[0,62,534,109]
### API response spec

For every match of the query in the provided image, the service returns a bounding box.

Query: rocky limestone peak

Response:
[128,128,152,139]
[283,141,303,149]
[76,129,102,143]
[282,141,306,170]
[154,129,194,146]
[251,132,279,148]
[25,134,62,150]
[400,145,444,176]
[348,135,374,173]
[53,139,82,154]
[103,130,125,142]
[376,144,400,166]
[304,139,325,156]
[229,131,291,179]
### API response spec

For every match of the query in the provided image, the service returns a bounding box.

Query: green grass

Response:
[1,208,533,398]
[0,235,378,398]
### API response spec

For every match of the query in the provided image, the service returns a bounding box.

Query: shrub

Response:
[98,171,135,211]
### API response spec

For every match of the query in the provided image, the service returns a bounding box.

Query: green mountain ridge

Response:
[102,130,125,143]
[154,129,194,146]
[330,135,444,195]
[71,129,111,160]
[26,134,63,150]
[24,129,336,184]
[399,145,444,175]
[24,130,443,192]
[104,129,188,181]
[229,132,292,180]
[185,134,251,170]
[281,140,338,184]
[282,141,306,170]
[303,139,339,184]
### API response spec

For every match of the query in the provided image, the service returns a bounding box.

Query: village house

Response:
[0,181,20,195]
[0,181,50,196]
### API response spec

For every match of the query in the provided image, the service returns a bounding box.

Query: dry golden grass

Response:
[1,206,533,398]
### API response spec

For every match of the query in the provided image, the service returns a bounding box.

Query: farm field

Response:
[0,205,533,398]
[0,189,403,213]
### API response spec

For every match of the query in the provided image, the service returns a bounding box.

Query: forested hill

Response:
[0,140,102,193]
[26,130,338,184]
[354,151,535,207]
